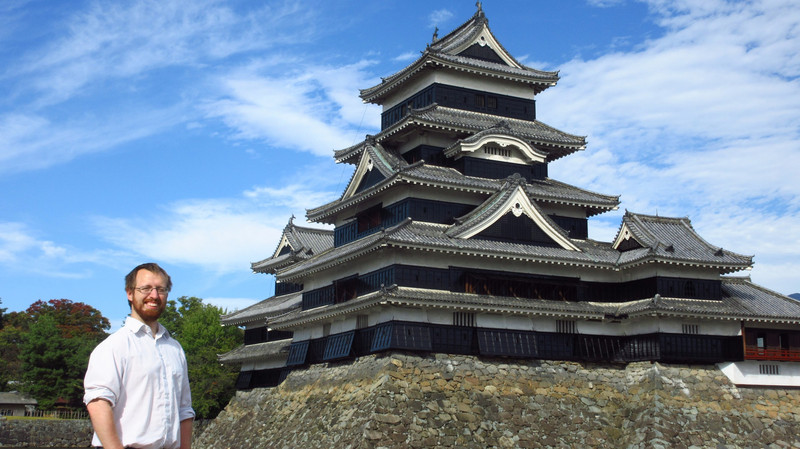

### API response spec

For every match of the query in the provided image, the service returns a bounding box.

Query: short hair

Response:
[124,262,173,293]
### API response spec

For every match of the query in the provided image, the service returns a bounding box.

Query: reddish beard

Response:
[133,298,165,323]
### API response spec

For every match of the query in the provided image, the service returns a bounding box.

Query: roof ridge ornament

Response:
[491,120,511,131]
[432,27,439,44]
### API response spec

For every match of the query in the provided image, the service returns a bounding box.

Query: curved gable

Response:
[445,132,548,164]
[448,184,580,251]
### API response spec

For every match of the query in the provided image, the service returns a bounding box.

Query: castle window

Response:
[484,145,511,158]
[323,323,331,337]
[682,324,699,335]
[357,204,382,232]
[454,312,476,327]
[357,315,369,329]
[684,281,695,297]
[487,96,497,109]
[556,320,576,334]
[759,364,780,375]
[475,94,485,107]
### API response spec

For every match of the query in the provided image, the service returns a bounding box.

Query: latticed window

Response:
[356,315,369,329]
[682,324,699,335]
[556,319,577,334]
[759,364,780,375]
[453,312,476,327]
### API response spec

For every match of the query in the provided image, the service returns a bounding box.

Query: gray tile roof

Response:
[251,218,333,274]
[218,339,291,364]
[360,8,558,103]
[278,211,752,282]
[445,175,572,244]
[336,105,585,165]
[312,142,617,223]
[614,212,752,273]
[0,391,37,406]
[220,293,301,326]
[275,219,612,281]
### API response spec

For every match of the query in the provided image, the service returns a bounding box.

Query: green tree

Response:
[160,296,242,419]
[18,314,96,408]
[26,299,110,339]
[3,299,110,405]
[0,321,24,391]
[0,310,38,391]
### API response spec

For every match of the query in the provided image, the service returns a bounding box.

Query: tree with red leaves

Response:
[0,299,110,409]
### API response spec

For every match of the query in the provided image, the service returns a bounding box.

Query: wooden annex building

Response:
[220,5,800,389]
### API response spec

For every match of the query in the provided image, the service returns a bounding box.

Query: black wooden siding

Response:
[301,263,723,311]
[248,320,744,389]
[334,198,474,247]
[381,83,536,129]
[453,156,547,181]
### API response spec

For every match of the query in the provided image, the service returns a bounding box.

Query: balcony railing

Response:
[744,346,800,362]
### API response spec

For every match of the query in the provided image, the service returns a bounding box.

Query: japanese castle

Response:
[220,5,800,389]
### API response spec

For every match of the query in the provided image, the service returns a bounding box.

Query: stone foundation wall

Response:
[0,418,210,447]
[195,353,800,449]
[0,418,93,447]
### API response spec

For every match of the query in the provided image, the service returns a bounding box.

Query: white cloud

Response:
[0,221,125,278]
[0,0,323,175]
[0,105,185,174]
[203,60,381,156]
[93,198,282,274]
[393,51,418,63]
[429,9,454,29]
[542,0,800,294]
[11,0,313,106]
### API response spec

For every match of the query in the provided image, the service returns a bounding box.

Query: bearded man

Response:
[84,263,194,449]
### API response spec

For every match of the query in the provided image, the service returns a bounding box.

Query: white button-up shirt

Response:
[84,317,194,449]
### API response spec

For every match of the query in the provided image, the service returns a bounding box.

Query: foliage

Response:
[26,299,110,339]
[0,299,109,406]
[18,314,97,409]
[0,321,24,390]
[160,296,242,419]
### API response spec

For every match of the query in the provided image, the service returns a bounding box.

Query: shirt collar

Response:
[124,316,170,339]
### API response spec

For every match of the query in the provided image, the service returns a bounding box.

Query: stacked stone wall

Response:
[195,353,800,449]
[0,418,210,447]
[0,418,92,447]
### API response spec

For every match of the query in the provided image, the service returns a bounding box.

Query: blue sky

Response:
[1,0,798,329]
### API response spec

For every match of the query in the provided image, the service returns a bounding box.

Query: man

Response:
[84,263,194,449]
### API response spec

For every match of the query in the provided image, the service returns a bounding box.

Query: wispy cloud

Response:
[0,221,125,278]
[428,8,453,29]
[93,199,281,274]
[0,0,320,174]
[202,59,381,156]
[0,104,186,175]
[393,51,418,63]
[545,0,800,292]
[91,168,343,275]
[8,0,312,106]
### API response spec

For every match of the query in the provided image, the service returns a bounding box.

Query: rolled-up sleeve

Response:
[178,348,195,422]
[84,339,121,407]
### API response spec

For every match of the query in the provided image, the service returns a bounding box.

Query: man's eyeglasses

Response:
[134,286,169,295]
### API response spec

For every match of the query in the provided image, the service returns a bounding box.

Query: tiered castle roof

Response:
[221,5,800,383]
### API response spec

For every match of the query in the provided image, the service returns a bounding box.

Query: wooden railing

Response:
[23,409,88,420]
[744,346,800,362]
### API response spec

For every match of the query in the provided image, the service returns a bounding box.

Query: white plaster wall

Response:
[253,356,289,371]
[427,309,454,326]
[719,361,800,387]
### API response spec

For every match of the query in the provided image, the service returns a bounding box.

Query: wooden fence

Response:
[23,409,88,420]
